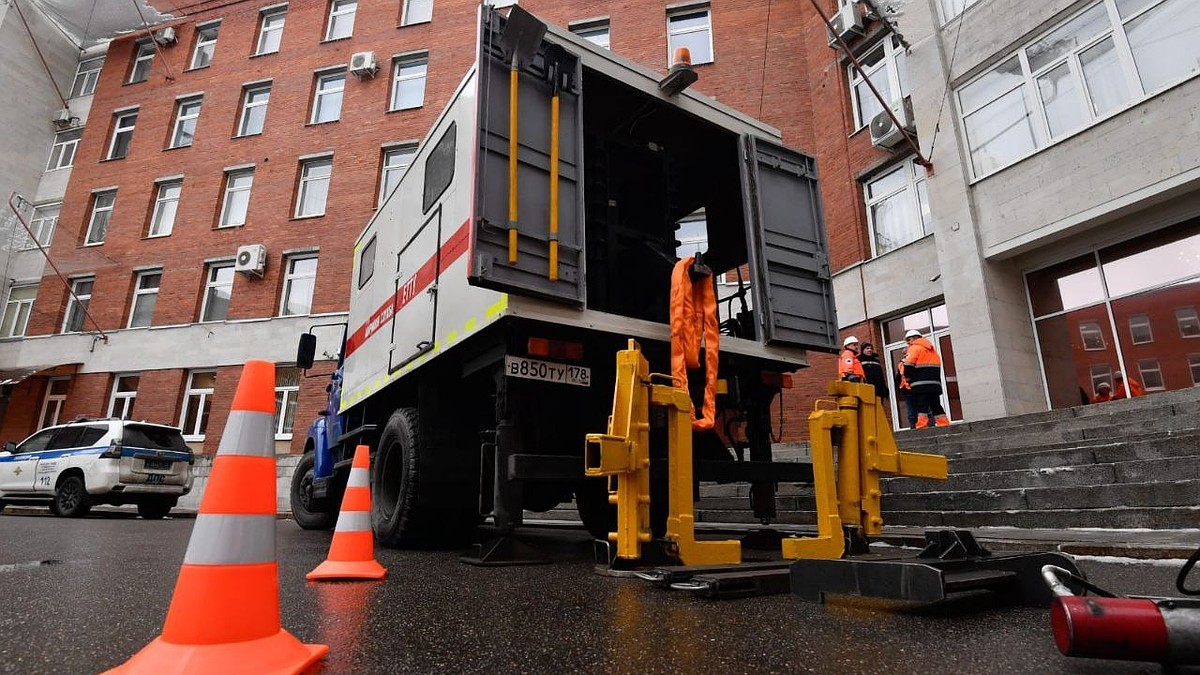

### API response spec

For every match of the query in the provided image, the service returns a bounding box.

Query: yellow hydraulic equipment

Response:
[781,380,948,560]
[585,340,741,566]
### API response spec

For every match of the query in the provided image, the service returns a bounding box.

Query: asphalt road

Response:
[0,511,1187,674]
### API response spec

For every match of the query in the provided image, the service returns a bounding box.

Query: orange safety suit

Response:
[1114,378,1145,399]
[902,337,949,428]
[839,348,865,382]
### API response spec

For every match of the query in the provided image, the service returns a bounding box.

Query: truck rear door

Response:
[739,135,839,352]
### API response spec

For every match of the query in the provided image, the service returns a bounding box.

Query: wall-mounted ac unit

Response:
[828,2,865,45]
[51,108,75,128]
[349,51,378,78]
[235,244,267,277]
[154,26,177,45]
[870,97,915,150]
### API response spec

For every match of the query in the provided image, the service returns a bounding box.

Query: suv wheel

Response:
[290,450,336,530]
[137,499,173,520]
[54,475,92,518]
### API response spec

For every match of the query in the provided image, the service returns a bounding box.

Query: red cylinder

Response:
[1051,596,1169,661]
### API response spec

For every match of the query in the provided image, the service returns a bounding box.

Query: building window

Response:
[958,0,1200,178]
[937,0,983,23]
[486,0,517,7]
[128,270,161,328]
[70,56,104,98]
[675,213,707,259]
[85,191,115,245]
[1079,320,1106,350]
[170,97,202,148]
[256,7,286,55]
[667,6,713,65]
[849,36,909,129]
[26,203,60,250]
[107,110,138,160]
[1128,313,1153,344]
[190,22,220,69]
[129,42,154,83]
[274,366,300,439]
[1189,354,1200,386]
[280,255,318,316]
[46,129,82,171]
[62,276,94,333]
[296,157,332,217]
[379,144,416,205]
[390,55,427,111]
[359,236,376,288]
[220,169,254,227]
[1089,363,1113,396]
[1,285,37,338]
[865,161,930,255]
[108,374,139,419]
[570,19,610,48]
[39,378,70,429]
[1137,358,1165,390]
[402,0,432,25]
[326,0,357,40]
[237,83,271,136]
[311,70,345,123]
[1178,307,1200,338]
[148,181,182,237]
[200,263,234,322]
[180,371,215,440]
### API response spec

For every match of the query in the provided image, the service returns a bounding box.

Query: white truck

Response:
[292,6,838,559]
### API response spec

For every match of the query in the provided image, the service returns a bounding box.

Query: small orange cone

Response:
[307,444,387,580]
[105,360,327,675]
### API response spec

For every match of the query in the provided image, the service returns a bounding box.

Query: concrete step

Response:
[696,505,1200,529]
[882,479,1200,512]
[886,455,1200,493]
[903,417,1200,458]
[946,431,1200,473]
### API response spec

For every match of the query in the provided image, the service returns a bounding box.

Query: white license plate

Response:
[504,356,590,387]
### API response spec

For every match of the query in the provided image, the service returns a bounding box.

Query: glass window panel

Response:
[959,56,1024,112]
[931,304,949,333]
[1036,311,1115,409]
[258,11,285,54]
[963,87,1036,176]
[312,72,345,123]
[403,0,433,24]
[1079,319,1106,350]
[668,28,712,65]
[1128,314,1153,343]
[1124,0,1200,94]
[1189,354,1200,385]
[674,218,707,259]
[1026,3,1109,73]
[866,166,906,199]
[1079,37,1133,116]
[854,75,892,128]
[1099,222,1200,297]
[870,192,921,254]
[883,309,932,344]
[1116,0,1156,17]
[239,85,270,136]
[1037,62,1085,138]
[1137,358,1164,390]
[221,171,253,227]
[1178,307,1200,338]
[202,265,233,322]
[326,0,357,40]
[391,59,427,111]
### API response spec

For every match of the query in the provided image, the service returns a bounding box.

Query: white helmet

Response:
[905,329,922,339]
[843,335,860,347]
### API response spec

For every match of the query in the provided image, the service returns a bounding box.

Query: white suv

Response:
[0,418,194,519]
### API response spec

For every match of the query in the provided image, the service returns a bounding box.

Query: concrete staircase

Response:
[694,386,1200,530]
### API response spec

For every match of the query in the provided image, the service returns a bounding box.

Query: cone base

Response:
[104,628,327,675]
[306,558,387,581]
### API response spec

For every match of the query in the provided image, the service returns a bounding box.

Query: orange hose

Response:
[670,257,719,431]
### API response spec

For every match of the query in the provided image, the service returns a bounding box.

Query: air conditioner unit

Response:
[235,244,267,277]
[349,51,378,78]
[828,2,865,44]
[51,108,75,128]
[153,26,177,45]
[869,97,916,150]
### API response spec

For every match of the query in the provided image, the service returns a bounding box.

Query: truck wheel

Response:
[54,475,92,518]
[0,499,6,513]
[574,480,616,541]
[290,450,336,530]
[137,499,174,520]
[372,407,480,548]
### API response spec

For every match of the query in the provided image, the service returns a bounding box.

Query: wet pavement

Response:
[0,511,1188,674]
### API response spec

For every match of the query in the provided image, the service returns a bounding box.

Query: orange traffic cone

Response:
[307,444,387,580]
[105,360,327,675]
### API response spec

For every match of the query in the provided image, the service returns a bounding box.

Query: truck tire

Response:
[574,480,616,541]
[372,407,480,548]
[290,450,337,530]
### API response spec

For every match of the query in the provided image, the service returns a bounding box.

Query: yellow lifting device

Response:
[782,380,948,560]
[585,340,740,566]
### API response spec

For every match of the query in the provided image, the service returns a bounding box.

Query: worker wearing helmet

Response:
[839,335,865,383]
[1091,381,1113,403]
[901,329,949,428]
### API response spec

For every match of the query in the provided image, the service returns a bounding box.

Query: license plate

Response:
[144,459,172,470]
[504,356,590,387]
[145,474,166,485]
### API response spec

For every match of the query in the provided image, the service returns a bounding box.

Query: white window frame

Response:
[274,366,300,439]
[70,56,104,98]
[379,144,417,206]
[325,0,357,40]
[170,97,203,148]
[127,269,161,328]
[86,191,115,245]
[180,371,215,440]
[295,157,332,217]
[108,374,139,419]
[402,0,432,26]
[1178,307,1200,338]
[39,377,69,430]
[256,7,286,55]
[864,160,930,256]
[1,284,37,338]
[148,181,182,237]
[200,263,234,323]
[1189,354,1200,386]
[279,255,318,317]
[311,70,346,124]
[486,0,517,7]
[62,276,94,333]
[220,169,254,227]
[1128,313,1153,344]
[25,203,60,250]
[190,22,220,69]
[1079,319,1106,350]
[129,42,154,83]
[237,83,271,136]
[848,36,908,129]
[107,110,138,160]
[1137,357,1165,391]
[46,129,81,171]
[390,55,428,111]
[570,18,611,48]
[666,5,714,66]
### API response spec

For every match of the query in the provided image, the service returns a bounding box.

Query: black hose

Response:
[1178,543,1200,596]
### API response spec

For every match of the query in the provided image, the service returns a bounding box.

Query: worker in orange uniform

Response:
[901,329,950,428]
[839,336,865,383]
[1091,381,1114,403]
[1113,372,1145,398]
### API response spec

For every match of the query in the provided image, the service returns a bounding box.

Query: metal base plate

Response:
[459,536,551,566]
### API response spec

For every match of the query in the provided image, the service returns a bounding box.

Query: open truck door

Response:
[739,135,839,352]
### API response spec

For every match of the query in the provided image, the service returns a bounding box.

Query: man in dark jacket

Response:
[857,342,889,403]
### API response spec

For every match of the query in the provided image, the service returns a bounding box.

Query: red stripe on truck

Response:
[344,219,471,358]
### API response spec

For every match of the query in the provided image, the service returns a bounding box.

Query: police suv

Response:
[0,418,193,519]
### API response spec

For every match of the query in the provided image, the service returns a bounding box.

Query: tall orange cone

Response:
[307,444,386,580]
[105,360,327,675]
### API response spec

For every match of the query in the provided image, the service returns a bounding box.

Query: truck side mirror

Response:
[297,333,317,370]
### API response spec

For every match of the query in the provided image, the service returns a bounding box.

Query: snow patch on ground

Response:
[1071,555,1187,567]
